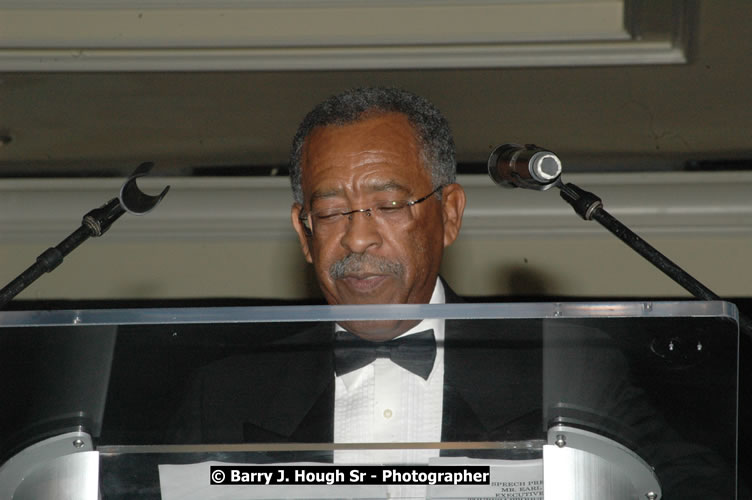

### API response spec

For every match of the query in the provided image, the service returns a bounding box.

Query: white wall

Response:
[2,173,750,301]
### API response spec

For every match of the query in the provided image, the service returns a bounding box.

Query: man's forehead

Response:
[300,113,430,194]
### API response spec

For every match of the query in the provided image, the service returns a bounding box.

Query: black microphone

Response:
[488,143,562,191]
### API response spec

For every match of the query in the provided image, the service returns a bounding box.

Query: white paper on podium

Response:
[158,458,543,500]
[158,461,387,500]
[427,457,543,500]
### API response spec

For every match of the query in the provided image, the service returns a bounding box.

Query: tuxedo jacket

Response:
[166,286,734,497]
[169,284,632,448]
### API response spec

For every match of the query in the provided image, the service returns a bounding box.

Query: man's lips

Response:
[340,274,389,292]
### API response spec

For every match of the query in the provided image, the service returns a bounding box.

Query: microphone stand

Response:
[555,179,752,340]
[0,162,169,310]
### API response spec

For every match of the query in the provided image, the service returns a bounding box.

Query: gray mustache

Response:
[329,253,404,280]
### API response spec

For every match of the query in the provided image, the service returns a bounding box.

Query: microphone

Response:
[488,143,562,191]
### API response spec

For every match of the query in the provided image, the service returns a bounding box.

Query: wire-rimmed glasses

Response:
[299,185,444,236]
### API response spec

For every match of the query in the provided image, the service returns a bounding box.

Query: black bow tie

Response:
[333,329,437,380]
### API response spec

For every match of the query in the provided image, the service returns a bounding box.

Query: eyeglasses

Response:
[299,185,444,236]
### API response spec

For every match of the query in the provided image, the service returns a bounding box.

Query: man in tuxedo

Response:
[172,88,548,449]
[285,87,470,463]
[169,88,736,497]
[173,87,484,446]
[170,90,570,500]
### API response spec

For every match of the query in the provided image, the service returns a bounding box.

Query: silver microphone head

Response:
[488,143,562,191]
[527,150,562,183]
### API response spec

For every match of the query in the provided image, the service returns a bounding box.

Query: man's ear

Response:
[291,203,314,264]
[440,183,466,248]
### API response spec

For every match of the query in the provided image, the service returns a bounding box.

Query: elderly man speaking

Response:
[289,87,466,339]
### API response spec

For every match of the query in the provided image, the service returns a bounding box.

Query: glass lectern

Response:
[0,301,740,499]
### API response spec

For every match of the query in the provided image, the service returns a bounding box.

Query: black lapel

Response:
[440,276,463,305]
[241,323,336,443]
[441,281,544,443]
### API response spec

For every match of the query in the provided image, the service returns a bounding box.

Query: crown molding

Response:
[0,0,690,71]
[2,172,751,243]
[0,0,606,7]
[0,42,685,72]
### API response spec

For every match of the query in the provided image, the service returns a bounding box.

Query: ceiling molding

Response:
[0,41,685,72]
[0,0,690,71]
[0,0,609,8]
[2,172,751,243]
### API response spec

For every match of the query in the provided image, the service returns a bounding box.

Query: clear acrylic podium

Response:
[0,301,740,499]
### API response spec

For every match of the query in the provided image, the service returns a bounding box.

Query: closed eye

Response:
[315,210,345,220]
[374,201,409,214]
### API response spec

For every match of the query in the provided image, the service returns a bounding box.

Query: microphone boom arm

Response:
[0,162,169,309]
[487,144,750,338]
[556,179,751,339]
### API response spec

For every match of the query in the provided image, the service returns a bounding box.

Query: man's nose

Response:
[340,210,382,254]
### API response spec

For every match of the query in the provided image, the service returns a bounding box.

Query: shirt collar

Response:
[336,278,445,387]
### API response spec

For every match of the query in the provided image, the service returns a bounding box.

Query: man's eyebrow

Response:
[310,181,411,202]
[364,180,411,194]
[365,180,412,196]
[310,187,344,202]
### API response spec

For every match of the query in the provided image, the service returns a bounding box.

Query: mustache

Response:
[329,253,404,280]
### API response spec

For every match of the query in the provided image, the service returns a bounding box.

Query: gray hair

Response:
[289,87,456,205]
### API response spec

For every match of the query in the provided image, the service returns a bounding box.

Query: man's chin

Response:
[324,278,420,339]
[338,319,421,342]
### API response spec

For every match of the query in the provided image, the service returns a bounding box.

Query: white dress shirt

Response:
[333,279,446,497]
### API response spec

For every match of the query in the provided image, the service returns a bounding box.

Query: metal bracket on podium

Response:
[0,430,99,500]
[543,425,661,500]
